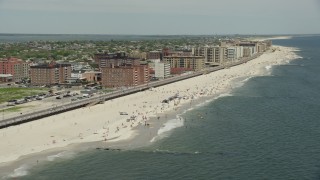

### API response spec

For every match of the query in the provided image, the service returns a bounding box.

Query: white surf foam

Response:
[215,93,233,99]
[265,65,272,71]
[242,76,253,83]
[232,76,254,89]
[5,164,30,178]
[47,151,75,162]
[150,116,184,143]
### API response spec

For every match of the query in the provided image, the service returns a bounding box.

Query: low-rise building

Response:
[82,71,102,82]
[71,70,86,79]
[0,74,13,83]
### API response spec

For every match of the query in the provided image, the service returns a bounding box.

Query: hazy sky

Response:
[0,0,319,35]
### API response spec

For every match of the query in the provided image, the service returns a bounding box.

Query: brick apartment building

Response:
[147,51,162,60]
[30,62,71,85]
[95,53,149,88]
[94,52,130,66]
[0,57,30,82]
[101,64,149,88]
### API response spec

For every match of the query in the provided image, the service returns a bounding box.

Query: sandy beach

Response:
[0,45,301,177]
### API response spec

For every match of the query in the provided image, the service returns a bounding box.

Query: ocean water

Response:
[6,36,320,179]
[0,34,206,43]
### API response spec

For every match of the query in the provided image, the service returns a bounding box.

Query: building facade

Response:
[147,51,162,60]
[163,56,205,71]
[192,46,227,66]
[243,47,256,57]
[101,65,149,88]
[0,58,30,82]
[30,62,71,85]
[0,74,13,83]
[155,62,170,79]
[94,52,140,68]
[226,46,243,61]
[257,42,267,53]
[82,71,102,82]
[96,52,150,88]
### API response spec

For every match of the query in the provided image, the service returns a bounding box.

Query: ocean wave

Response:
[265,65,272,71]
[152,149,201,155]
[150,116,184,143]
[215,93,233,99]
[195,93,233,108]
[5,164,30,179]
[195,101,209,107]
[242,77,253,83]
[231,76,253,89]
[47,151,75,162]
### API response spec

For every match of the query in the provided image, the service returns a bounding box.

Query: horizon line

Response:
[1,33,320,36]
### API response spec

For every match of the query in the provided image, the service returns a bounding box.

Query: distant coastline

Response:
[1,34,318,43]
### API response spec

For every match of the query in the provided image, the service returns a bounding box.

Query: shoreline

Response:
[0,44,301,178]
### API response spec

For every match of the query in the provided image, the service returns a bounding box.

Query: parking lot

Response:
[0,86,104,120]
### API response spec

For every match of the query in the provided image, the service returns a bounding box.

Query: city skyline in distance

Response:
[0,0,320,35]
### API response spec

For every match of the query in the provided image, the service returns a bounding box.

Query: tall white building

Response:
[155,62,170,79]
[226,46,243,61]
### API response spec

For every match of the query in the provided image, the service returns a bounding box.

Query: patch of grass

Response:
[2,105,34,113]
[0,87,48,104]
[2,106,23,113]
[103,89,114,93]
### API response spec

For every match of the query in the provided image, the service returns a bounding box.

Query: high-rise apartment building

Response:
[101,64,149,88]
[147,51,162,60]
[96,52,149,88]
[0,58,30,82]
[163,56,205,71]
[154,62,170,79]
[30,62,71,85]
[192,47,226,66]
[226,46,243,61]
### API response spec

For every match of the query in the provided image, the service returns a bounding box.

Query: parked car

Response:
[15,99,27,104]
[36,97,44,100]
[63,94,71,98]
[56,96,62,99]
